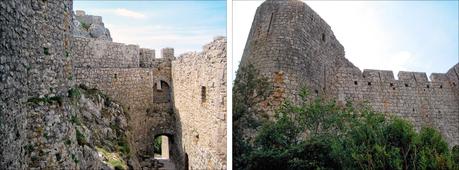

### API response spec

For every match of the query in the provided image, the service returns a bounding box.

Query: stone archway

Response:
[150,129,179,170]
[153,134,173,160]
[153,80,173,113]
[154,80,172,103]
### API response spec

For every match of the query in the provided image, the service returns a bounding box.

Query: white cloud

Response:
[90,8,147,19]
[113,8,147,19]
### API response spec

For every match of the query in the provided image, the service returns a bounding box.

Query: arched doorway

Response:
[153,80,173,113]
[153,80,171,103]
[151,133,177,170]
[154,135,170,159]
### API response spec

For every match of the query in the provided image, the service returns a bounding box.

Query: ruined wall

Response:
[333,65,459,146]
[71,37,139,68]
[172,37,227,169]
[0,0,73,168]
[73,10,112,41]
[140,48,155,68]
[241,0,459,146]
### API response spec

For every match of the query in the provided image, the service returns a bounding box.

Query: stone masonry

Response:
[172,36,227,169]
[0,0,74,168]
[1,1,227,169]
[239,0,458,146]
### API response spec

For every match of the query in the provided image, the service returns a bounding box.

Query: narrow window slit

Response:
[267,12,274,34]
[201,86,206,103]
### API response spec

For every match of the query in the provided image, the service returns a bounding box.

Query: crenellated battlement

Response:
[71,37,179,69]
[342,68,457,85]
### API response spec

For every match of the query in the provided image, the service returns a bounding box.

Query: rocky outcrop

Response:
[73,10,112,41]
[23,85,137,169]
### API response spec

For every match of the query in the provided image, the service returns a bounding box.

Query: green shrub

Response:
[76,129,87,146]
[154,136,162,155]
[65,139,72,146]
[68,88,81,101]
[70,115,81,126]
[27,96,62,106]
[117,136,130,156]
[80,22,90,30]
[71,153,79,163]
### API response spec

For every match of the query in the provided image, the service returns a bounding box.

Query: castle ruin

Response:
[239,0,458,146]
[0,1,226,169]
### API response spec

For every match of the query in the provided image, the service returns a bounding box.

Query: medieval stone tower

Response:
[0,1,226,169]
[240,0,459,146]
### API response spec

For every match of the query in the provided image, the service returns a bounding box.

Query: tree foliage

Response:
[233,64,273,168]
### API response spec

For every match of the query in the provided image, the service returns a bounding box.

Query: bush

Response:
[76,128,87,146]
[154,137,162,155]
[80,22,90,30]
[233,64,273,169]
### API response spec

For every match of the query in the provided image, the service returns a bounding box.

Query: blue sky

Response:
[233,1,458,80]
[74,1,226,57]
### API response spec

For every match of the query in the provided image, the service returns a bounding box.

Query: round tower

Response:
[239,0,352,110]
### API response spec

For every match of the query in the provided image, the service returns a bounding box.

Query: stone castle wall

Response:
[334,65,459,146]
[74,67,155,148]
[0,0,73,168]
[241,0,459,146]
[70,37,180,161]
[71,37,140,68]
[172,37,227,169]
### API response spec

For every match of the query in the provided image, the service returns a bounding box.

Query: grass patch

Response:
[71,153,79,163]
[27,96,63,106]
[96,146,127,170]
[65,139,72,146]
[24,144,34,154]
[70,115,81,126]
[65,51,70,58]
[76,128,87,146]
[80,22,90,30]
[68,88,81,101]
[117,137,130,157]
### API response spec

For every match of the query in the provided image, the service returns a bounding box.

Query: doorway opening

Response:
[154,135,170,159]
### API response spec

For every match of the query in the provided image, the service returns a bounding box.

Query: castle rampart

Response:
[240,0,459,147]
[334,65,459,146]
[71,37,140,68]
